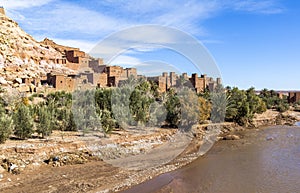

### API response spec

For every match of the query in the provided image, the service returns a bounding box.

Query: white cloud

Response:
[109,55,142,66]
[88,25,200,64]
[223,0,283,14]
[49,38,97,53]
[152,1,219,34]
[23,2,132,38]
[116,25,182,44]
[133,61,182,76]
[6,0,283,44]
[128,46,164,53]
[3,0,283,66]
[5,9,26,21]
[89,0,283,37]
[201,39,224,44]
[95,0,218,35]
[0,0,55,9]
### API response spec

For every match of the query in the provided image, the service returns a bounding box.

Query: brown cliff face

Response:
[0,9,75,87]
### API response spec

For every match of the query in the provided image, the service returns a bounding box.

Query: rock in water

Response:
[223,134,240,140]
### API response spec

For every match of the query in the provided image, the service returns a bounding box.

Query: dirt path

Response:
[0,129,192,193]
[106,132,193,170]
[0,161,125,193]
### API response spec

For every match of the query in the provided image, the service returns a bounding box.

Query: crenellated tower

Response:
[0,6,5,15]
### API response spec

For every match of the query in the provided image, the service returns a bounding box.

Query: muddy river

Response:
[121,126,300,193]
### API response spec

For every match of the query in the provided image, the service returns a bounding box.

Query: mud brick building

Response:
[288,92,300,103]
[148,72,221,93]
[66,50,89,68]
[148,72,179,92]
[41,38,89,71]
[46,73,76,92]
[106,66,137,86]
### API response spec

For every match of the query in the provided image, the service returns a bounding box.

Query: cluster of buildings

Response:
[148,72,221,93]
[1,6,299,103]
[42,68,221,94]
[44,65,137,92]
[40,39,300,101]
[16,38,138,93]
[1,36,222,94]
[8,38,221,94]
[262,91,300,104]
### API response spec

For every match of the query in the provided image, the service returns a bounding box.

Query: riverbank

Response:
[0,110,299,192]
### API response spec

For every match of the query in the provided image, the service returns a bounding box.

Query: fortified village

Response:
[7,37,223,93]
[0,7,221,95]
[0,6,299,102]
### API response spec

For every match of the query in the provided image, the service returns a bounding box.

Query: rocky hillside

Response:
[0,10,74,87]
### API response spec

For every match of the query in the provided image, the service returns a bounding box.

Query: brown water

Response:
[121,126,300,193]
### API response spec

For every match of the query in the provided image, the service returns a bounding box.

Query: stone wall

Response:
[93,73,108,87]
[41,38,80,53]
[189,73,205,93]
[46,73,76,92]
[124,68,137,78]
[107,66,124,77]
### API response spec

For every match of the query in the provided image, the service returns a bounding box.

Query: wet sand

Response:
[121,126,300,193]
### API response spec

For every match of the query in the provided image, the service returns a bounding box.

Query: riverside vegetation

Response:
[0,78,294,144]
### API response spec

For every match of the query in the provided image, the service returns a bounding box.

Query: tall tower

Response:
[0,6,5,15]
[216,77,222,85]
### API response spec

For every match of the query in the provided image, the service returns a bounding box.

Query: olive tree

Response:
[13,103,34,139]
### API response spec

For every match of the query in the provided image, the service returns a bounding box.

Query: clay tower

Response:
[0,6,5,15]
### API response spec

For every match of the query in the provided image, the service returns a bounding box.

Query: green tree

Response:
[100,109,116,133]
[246,87,267,115]
[36,106,54,138]
[178,87,199,129]
[0,112,14,143]
[211,87,227,123]
[148,80,160,99]
[165,89,181,127]
[13,104,34,139]
[66,111,78,131]
[0,89,13,143]
[148,99,167,127]
[95,88,112,112]
[198,87,211,100]
[276,103,289,112]
[259,88,287,110]
[226,87,251,125]
[111,85,135,129]
[226,87,267,126]
[72,90,101,136]
[198,96,211,124]
[46,91,72,108]
[129,80,154,125]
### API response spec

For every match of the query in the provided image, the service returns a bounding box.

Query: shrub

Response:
[276,103,289,113]
[100,109,116,133]
[13,104,34,139]
[36,106,54,138]
[164,89,181,127]
[0,113,14,143]
[198,96,211,124]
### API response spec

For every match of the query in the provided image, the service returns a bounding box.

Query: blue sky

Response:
[1,0,300,90]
